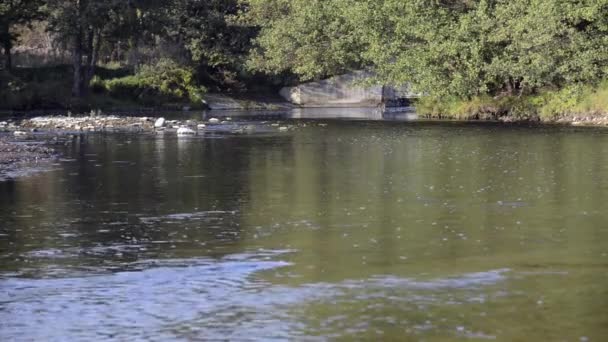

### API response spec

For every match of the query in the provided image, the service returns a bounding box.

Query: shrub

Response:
[97,59,206,106]
[89,75,106,93]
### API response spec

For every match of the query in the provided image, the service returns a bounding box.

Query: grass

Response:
[416,82,608,122]
[415,96,536,121]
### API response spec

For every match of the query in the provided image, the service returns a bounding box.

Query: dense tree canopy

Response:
[243,0,367,81]
[3,0,608,102]
[245,0,608,98]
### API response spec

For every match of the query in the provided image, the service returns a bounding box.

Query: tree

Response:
[158,0,257,88]
[242,0,367,81]
[46,0,141,97]
[0,0,44,70]
[243,0,608,98]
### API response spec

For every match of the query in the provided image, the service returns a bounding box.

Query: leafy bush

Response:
[416,81,608,121]
[416,96,508,120]
[97,59,206,106]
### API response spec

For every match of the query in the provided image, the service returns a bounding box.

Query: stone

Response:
[279,126,289,132]
[208,118,220,125]
[280,71,416,107]
[154,117,166,128]
[197,124,206,130]
[177,127,196,135]
[14,131,28,136]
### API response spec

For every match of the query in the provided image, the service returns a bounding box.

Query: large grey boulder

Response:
[280,71,415,107]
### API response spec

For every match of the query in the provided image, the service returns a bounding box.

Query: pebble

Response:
[208,118,220,124]
[177,127,196,135]
[154,117,166,128]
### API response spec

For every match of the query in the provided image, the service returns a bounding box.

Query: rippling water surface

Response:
[1,117,608,341]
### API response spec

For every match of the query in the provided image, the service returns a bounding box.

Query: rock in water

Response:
[177,127,196,136]
[13,131,28,136]
[197,124,206,130]
[208,118,220,125]
[154,117,166,128]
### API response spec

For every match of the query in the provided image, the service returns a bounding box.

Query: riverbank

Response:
[2,106,607,179]
[416,83,608,126]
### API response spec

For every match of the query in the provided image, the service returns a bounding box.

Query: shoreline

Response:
[1,111,606,181]
[417,114,608,127]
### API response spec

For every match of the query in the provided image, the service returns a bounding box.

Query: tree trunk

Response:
[504,77,513,96]
[72,30,83,98]
[82,28,94,96]
[84,30,101,91]
[1,25,12,71]
[3,42,11,71]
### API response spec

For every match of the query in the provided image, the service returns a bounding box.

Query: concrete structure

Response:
[279,71,417,107]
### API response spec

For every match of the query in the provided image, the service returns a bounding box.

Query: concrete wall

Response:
[280,71,415,107]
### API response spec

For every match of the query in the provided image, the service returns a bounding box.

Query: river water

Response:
[1,115,607,341]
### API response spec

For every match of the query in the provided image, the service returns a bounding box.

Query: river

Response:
[1,115,607,341]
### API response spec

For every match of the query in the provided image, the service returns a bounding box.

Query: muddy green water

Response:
[1,119,608,341]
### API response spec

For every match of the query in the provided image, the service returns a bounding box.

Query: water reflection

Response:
[145,106,417,122]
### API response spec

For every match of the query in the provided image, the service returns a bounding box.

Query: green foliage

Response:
[243,0,367,81]
[5,0,608,115]
[534,82,608,119]
[0,62,206,110]
[97,59,206,106]
[245,0,608,99]
[149,0,260,89]
[416,96,509,120]
[416,81,608,120]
